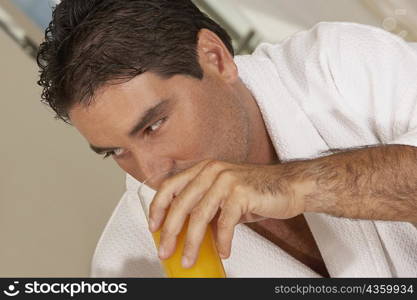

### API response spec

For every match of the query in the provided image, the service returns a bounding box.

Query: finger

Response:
[216,199,242,259]
[157,228,178,261]
[148,160,209,232]
[181,178,228,268]
[157,162,226,259]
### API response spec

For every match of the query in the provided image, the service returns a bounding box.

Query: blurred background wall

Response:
[0,0,125,277]
[0,0,416,277]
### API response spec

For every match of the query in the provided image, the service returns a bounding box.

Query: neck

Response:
[237,79,279,165]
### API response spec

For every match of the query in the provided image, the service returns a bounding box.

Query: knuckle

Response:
[160,177,173,190]
[204,159,224,173]
[183,238,195,253]
[160,221,179,238]
[169,197,182,211]
[201,159,213,166]
[160,225,173,238]
[148,200,158,213]
[190,206,207,221]
[217,215,230,230]
[231,183,245,195]
[149,202,164,217]
[218,169,235,183]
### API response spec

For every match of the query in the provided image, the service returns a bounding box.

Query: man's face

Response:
[69,69,251,187]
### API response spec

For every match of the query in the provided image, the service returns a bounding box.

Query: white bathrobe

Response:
[90,22,417,277]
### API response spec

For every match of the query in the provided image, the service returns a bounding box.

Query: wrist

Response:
[291,177,317,214]
[271,162,316,215]
[274,160,323,215]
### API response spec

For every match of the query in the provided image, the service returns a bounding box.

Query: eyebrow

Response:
[89,99,170,155]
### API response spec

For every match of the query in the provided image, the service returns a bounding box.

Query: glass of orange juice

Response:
[138,170,226,278]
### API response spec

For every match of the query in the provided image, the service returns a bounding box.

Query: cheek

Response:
[164,119,208,159]
[157,106,214,161]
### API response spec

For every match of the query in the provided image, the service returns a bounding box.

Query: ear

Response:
[196,29,238,84]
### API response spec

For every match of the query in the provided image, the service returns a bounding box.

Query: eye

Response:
[102,117,167,160]
[145,117,166,135]
[102,148,126,159]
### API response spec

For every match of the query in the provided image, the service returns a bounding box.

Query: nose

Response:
[144,170,174,190]
[131,150,174,185]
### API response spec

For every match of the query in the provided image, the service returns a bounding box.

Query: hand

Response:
[148,159,305,268]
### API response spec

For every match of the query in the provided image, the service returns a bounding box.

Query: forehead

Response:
[71,72,168,115]
[69,72,169,144]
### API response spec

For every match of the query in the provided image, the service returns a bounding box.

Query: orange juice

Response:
[151,218,226,278]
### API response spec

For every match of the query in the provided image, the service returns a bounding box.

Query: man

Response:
[37,0,417,277]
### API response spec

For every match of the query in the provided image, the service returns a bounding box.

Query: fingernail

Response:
[158,246,166,259]
[181,256,192,268]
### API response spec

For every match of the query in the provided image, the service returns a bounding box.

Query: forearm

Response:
[280,144,417,222]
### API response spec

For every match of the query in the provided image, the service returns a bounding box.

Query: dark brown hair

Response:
[37,0,234,123]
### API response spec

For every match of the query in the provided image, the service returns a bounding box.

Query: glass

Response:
[137,169,227,278]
